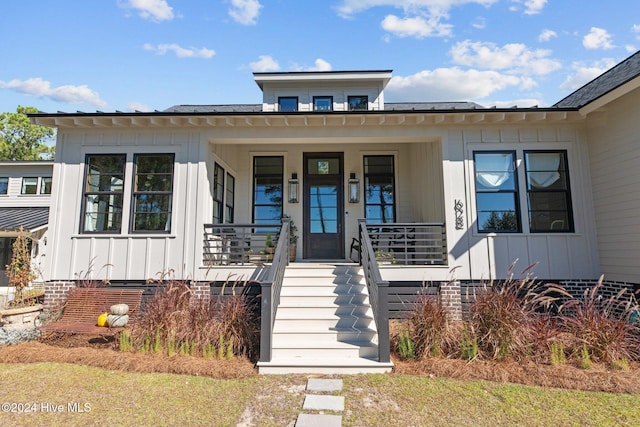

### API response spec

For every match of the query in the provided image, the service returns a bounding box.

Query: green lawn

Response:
[1,363,639,426]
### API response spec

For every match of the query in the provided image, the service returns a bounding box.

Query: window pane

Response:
[474,151,520,233]
[278,97,297,112]
[134,212,171,232]
[21,177,37,194]
[307,158,340,175]
[348,96,368,111]
[253,156,283,224]
[0,178,7,194]
[254,157,283,175]
[40,177,52,194]
[364,155,395,223]
[478,211,519,232]
[474,152,516,190]
[314,96,332,111]
[86,155,126,192]
[83,194,123,232]
[364,156,394,174]
[213,163,225,224]
[226,173,235,223]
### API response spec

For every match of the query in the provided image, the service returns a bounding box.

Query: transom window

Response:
[82,154,126,233]
[348,96,368,111]
[525,151,573,232]
[474,152,520,233]
[364,155,395,223]
[313,96,333,111]
[131,154,174,233]
[278,97,298,112]
[253,156,283,225]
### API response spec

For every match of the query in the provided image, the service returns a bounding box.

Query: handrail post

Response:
[259,281,272,363]
[377,281,391,363]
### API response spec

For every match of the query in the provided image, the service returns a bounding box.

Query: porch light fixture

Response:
[348,172,360,203]
[288,173,299,203]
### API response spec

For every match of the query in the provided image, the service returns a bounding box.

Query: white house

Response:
[0,161,52,291]
[29,51,640,373]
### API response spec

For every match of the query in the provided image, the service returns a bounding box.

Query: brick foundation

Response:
[189,282,211,303]
[439,280,462,321]
[42,281,75,314]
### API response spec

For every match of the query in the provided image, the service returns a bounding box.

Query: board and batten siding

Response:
[586,87,640,283]
[442,125,600,281]
[44,129,209,283]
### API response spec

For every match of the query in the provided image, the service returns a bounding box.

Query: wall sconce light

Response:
[348,172,360,203]
[288,173,299,203]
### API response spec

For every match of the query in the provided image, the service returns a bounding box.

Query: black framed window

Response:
[40,177,52,194]
[364,155,395,223]
[213,163,225,224]
[525,151,573,232]
[313,96,333,111]
[253,156,283,225]
[225,173,235,223]
[278,97,298,112]
[82,154,126,233]
[21,177,37,194]
[474,151,520,233]
[0,178,7,194]
[131,154,174,233]
[348,95,368,111]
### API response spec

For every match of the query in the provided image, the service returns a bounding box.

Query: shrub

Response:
[460,325,478,361]
[468,264,568,361]
[404,292,459,359]
[127,278,259,359]
[5,227,37,306]
[559,277,640,364]
[397,329,416,360]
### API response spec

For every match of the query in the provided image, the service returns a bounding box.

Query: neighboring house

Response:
[29,51,640,373]
[0,161,52,287]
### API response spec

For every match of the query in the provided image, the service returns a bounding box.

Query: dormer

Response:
[253,70,393,112]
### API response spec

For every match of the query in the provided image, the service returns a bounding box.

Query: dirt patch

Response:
[1,333,639,394]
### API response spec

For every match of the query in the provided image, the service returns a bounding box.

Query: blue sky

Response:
[1,0,638,113]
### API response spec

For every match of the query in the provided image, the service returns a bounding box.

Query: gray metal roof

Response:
[385,101,485,110]
[163,104,262,113]
[0,207,49,232]
[554,50,640,108]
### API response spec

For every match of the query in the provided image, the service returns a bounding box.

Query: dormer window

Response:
[348,96,368,111]
[313,96,333,111]
[278,97,298,112]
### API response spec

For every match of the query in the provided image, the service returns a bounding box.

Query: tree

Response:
[0,106,55,160]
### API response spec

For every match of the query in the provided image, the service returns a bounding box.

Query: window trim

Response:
[524,150,574,233]
[130,153,175,234]
[278,96,298,112]
[473,150,522,234]
[81,153,126,234]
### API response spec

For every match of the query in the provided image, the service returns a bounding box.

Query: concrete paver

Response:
[295,413,342,427]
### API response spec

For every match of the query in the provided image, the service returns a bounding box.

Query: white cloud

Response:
[472,17,486,30]
[305,58,333,72]
[0,77,107,108]
[249,55,280,72]
[336,1,498,39]
[583,27,614,50]
[488,98,542,108]
[450,40,561,75]
[626,44,637,53]
[509,0,547,15]
[120,0,174,22]
[386,67,523,101]
[126,102,152,112]
[559,59,617,91]
[381,14,452,38]
[538,29,557,42]
[143,43,215,59]
[228,0,262,25]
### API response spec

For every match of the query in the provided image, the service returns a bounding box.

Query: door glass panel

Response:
[307,159,340,175]
[309,184,337,233]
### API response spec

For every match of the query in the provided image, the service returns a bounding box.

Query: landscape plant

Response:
[4,227,37,307]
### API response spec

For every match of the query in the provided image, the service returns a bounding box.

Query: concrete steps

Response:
[257,263,393,374]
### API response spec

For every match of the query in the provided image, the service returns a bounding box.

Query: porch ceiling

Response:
[31,109,584,129]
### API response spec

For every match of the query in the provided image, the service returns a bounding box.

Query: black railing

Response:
[259,218,290,363]
[358,219,391,364]
[203,223,282,266]
[363,222,447,265]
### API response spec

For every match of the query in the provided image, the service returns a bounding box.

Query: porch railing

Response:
[258,218,290,363]
[203,223,282,266]
[363,222,447,265]
[358,219,391,364]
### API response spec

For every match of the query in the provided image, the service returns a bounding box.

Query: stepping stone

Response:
[295,413,342,427]
[306,378,343,392]
[303,395,345,411]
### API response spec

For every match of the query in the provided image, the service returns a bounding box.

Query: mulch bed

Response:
[0,333,639,393]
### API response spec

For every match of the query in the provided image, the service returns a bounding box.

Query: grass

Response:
[2,363,640,427]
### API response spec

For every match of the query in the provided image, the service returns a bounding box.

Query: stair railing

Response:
[259,218,290,363]
[358,219,391,363]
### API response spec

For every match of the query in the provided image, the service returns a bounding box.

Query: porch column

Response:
[439,280,462,321]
